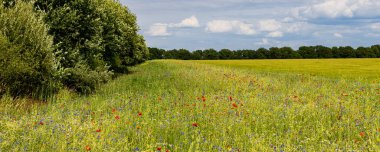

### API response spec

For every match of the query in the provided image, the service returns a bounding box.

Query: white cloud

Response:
[147,16,200,36]
[285,22,309,33]
[147,23,171,36]
[257,38,270,45]
[294,0,380,19]
[367,33,380,37]
[258,19,282,32]
[370,22,380,30]
[170,16,200,28]
[205,20,256,35]
[334,33,343,38]
[267,31,284,38]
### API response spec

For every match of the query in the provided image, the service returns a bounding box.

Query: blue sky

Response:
[121,0,380,50]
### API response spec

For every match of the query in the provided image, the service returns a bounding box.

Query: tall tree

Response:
[149,47,165,59]
[192,50,203,60]
[203,49,219,60]
[256,48,268,59]
[316,45,333,58]
[298,46,317,58]
[219,49,234,59]
[371,45,380,58]
[339,46,356,58]
[178,49,192,60]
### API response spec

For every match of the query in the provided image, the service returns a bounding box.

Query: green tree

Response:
[164,49,180,59]
[178,49,192,60]
[269,47,282,59]
[203,49,219,60]
[34,0,147,93]
[279,47,294,59]
[316,45,333,58]
[242,50,257,59]
[233,50,243,59]
[219,49,234,59]
[298,46,317,58]
[356,47,375,58]
[99,0,148,72]
[338,46,356,58]
[192,50,203,60]
[256,48,268,59]
[149,47,165,59]
[371,45,380,58]
[332,47,341,58]
[0,0,59,98]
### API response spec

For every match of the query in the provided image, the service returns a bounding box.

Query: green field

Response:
[1,59,379,151]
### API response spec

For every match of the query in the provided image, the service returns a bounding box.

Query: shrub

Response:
[0,0,59,99]
[60,61,112,94]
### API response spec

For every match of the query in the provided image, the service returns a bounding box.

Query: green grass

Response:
[1,59,379,151]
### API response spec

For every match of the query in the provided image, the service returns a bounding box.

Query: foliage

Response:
[219,49,234,59]
[0,0,59,98]
[203,49,219,59]
[0,0,147,98]
[33,0,148,93]
[149,45,380,60]
[33,0,113,93]
[148,47,165,59]
[99,0,148,73]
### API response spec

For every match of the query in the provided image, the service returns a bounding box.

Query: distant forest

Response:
[149,45,380,60]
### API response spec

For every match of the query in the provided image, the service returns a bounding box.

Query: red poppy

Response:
[138,112,142,116]
[359,131,365,137]
[96,129,101,132]
[112,108,116,114]
[232,102,238,108]
[115,115,120,120]
[229,96,233,101]
[192,123,199,127]
[85,145,91,151]
[166,150,170,152]
[157,147,162,151]
[39,121,44,125]
[202,96,206,102]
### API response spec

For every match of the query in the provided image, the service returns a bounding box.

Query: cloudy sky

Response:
[121,0,380,50]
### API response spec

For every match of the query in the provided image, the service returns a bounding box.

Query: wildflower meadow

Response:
[1,59,379,151]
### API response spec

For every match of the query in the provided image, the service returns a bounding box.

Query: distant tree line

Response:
[149,45,380,60]
[0,0,148,99]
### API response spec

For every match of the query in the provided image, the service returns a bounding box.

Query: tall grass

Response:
[0,60,379,151]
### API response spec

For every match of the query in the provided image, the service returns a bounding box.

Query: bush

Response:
[60,62,112,94]
[0,1,59,99]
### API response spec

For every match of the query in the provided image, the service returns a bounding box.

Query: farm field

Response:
[1,59,380,151]
[194,59,380,82]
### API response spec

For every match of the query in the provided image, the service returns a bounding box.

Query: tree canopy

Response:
[149,45,380,60]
